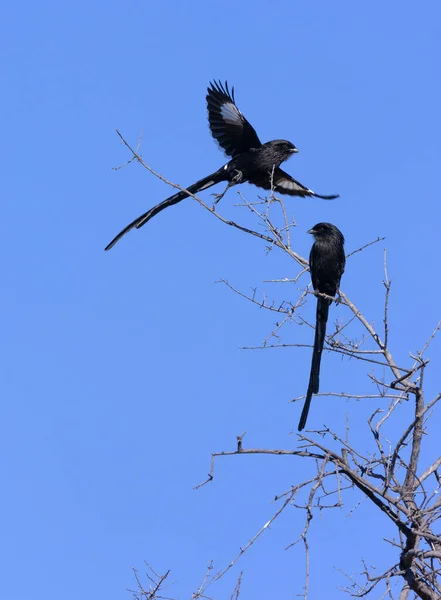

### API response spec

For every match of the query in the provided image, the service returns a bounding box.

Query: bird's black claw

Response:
[211,193,223,205]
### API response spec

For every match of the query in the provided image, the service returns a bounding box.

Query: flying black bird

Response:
[105,81,339,251]
[298,223,345,432]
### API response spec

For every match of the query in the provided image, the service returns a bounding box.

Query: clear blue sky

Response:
[1,2,440,599]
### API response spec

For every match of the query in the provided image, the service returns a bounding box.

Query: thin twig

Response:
[346,236,386,259]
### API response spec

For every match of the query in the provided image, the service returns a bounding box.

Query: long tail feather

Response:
[298,296,330,431]
[105,170,225,251]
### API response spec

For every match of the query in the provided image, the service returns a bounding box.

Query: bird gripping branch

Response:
[298,223,345,431]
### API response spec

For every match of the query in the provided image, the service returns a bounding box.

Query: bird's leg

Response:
[211,182,233,205]
[211,170,243,204]
[335,289,343,305]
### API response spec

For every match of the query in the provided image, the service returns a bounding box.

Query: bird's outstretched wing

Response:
[248,168,339,200]
[206,80,262,157]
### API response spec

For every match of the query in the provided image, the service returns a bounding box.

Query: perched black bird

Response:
[105,81,339,251]
[298,223,345,431]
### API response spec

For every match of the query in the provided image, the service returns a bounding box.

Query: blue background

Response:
[1,2,440,598]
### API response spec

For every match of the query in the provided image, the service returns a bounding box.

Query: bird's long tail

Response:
[105,169,226,251]
[298,296,330,431]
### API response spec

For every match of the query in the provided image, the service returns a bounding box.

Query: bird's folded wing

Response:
[309,244,320,290]
[248,167,313,197]
[206,80,262,157]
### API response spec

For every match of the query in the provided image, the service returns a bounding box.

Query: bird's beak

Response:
[307,228,316,235]
[290,148,299,153]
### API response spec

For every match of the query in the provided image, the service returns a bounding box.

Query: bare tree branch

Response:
[115,134,441,600]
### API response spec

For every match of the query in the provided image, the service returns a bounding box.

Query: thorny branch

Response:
[116,131,441,599]
[129,563,173,600]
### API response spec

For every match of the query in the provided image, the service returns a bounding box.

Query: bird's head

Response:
[269,139,299,161]
[307,222,345,244]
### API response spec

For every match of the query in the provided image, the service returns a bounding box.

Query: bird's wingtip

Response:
[207,79,234,102]
[312,192,340,201]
